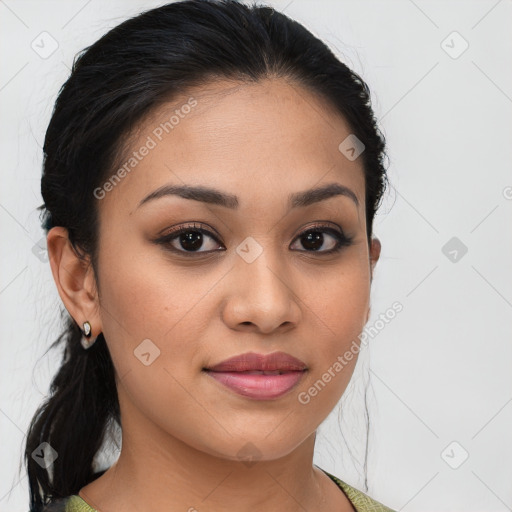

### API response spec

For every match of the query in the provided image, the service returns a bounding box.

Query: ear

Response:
[369,236,381,281]
[366,236,381,323]
[46,227,102,337]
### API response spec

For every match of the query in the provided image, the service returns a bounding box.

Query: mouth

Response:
[202,351,307,400]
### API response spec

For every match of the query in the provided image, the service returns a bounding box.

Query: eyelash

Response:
[154,221,354,257]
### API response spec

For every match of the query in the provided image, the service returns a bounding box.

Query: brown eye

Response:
[154,222,353,257]
[290,224,352,254]
[155,222,224,254]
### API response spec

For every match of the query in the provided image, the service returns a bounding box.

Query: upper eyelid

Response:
[158,221,345,240]
[153,222,354,258]
[155,222,348,252]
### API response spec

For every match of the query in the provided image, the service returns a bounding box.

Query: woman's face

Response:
[92,78,380,462]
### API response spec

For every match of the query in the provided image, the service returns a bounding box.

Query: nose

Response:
[221,245,302,335]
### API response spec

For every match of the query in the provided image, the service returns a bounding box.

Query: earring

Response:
[81,320,98,350]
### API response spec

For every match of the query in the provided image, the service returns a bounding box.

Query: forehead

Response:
[99,77,365,217]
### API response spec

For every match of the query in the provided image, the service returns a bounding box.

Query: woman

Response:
[25,0,395,510]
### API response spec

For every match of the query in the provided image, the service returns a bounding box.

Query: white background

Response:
[1,1,511,510]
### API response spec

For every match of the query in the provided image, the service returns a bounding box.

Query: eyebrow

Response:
[136,182,359,210]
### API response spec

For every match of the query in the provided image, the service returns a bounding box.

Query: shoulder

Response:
[41,495,97,512]
[322,469,396,512]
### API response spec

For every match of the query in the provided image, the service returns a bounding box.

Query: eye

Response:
[154,222,224,254]
[153,221,353,256]
[290,222,353,254]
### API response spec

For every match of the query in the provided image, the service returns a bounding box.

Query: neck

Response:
[78,394,334,512]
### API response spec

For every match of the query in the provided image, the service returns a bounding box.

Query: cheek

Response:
[97,226,214,332]
[96,255,219,451]
[305,252,371,342]
[297,256,371,404]
[95,241,219,384]
[325,272,370,346]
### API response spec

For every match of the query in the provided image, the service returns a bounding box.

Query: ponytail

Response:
[24,316,119,511]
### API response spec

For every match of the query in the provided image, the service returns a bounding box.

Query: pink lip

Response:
[203,351,307,400]
[205,371,306,400]
[205,351,307,372]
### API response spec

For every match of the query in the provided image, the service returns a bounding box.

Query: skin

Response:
[47,77,381,512]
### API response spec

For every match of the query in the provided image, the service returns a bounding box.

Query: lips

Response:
[204,351,307,372]
[203,351,307,400]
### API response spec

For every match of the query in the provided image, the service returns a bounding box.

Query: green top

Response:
[43,469,395,512]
